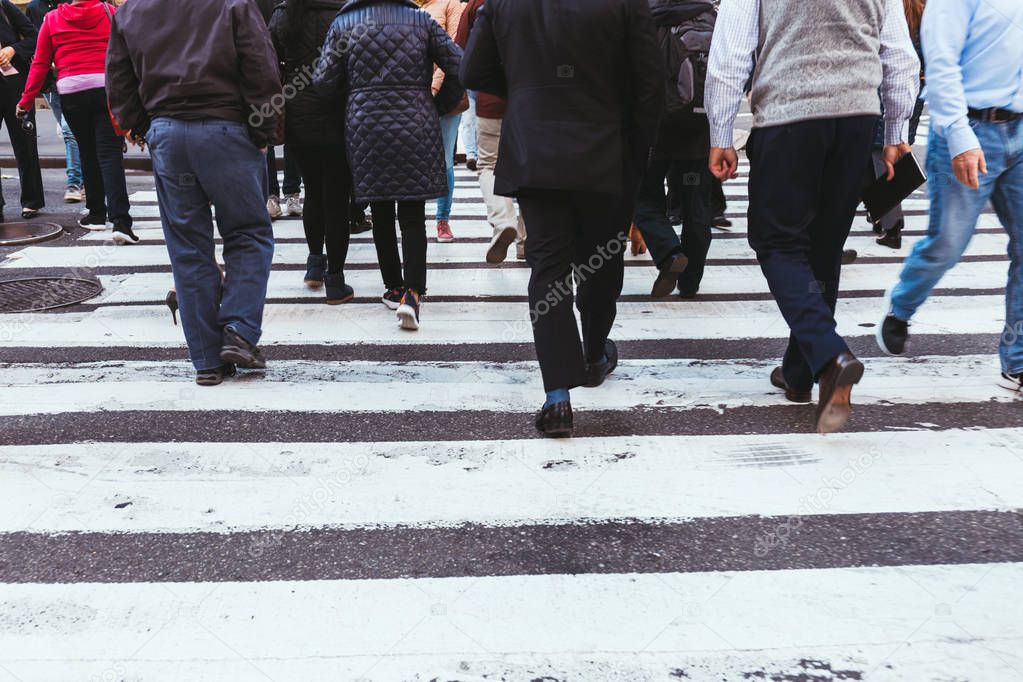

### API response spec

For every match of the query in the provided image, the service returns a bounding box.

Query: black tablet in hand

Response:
[862,152,927,220]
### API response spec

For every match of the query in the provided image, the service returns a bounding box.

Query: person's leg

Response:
[321,144,352,276]
[397,200,428,294]
[519,190,588,392]
[632,157,683,268]
[191,120,275,349]
[890,125,999,322]
[370,201,404,290]
[291,145,325,255]
[477,116,520,260]
[265,145,281,198]
[3,81,44,211]
[146,118,223,371]
[460,92,477,162]
[44,91,82,191]
[573,191,626,364]
[747,119,852,381]
[869,149,905,245]
[90,89,131,227]
[60,91,106,221]
[990,120,1023,375]
[436,113,461,222]
[676,159,714,296]
[281,144,302,196]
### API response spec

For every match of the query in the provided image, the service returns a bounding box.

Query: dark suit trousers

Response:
[746,116,875,390]
[518,190,628,392]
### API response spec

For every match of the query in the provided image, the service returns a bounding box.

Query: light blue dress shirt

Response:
[922,0,1023,158]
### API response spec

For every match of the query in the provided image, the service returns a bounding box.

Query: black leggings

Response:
[291,144,350,275]
[61,87,130,225]
[370,200,427,293]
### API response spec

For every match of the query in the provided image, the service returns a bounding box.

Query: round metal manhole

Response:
[0,277,103,313]
[0,222,63,246]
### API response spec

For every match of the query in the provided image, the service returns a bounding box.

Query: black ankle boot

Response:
[324,273,354,305]
[304,254,326,288]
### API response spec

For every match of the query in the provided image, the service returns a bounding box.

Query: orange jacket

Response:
[418,0,463,94]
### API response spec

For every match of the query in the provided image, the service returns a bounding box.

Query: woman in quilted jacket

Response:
[314,0,464,331]
[270,0,353,304]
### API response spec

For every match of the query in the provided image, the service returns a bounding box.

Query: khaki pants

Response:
[477,116,526,244]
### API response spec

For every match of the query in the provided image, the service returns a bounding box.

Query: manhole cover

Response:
[0,222,62,246]
[0,277,103,312]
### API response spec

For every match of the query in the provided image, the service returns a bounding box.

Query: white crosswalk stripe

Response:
[1,146,1021,682]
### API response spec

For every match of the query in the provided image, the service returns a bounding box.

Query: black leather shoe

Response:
[770,367,812,403]
[196,363,237,386]
[841,249,858,265]
[876,229,902,249]
[651,253,688,298]
[585,339,618,388]
[816,352,865,434]
[535,401,573,437]
[220,327,267,369]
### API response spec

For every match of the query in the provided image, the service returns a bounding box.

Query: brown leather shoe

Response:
[770,367,812,403]
[815,352,865,434]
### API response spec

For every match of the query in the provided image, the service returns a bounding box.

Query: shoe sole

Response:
[486,227,518,264]
[219,347,267,370]
[111,232,138,245]
[651,254,689,298]
[436,236,455,243]
[770,372,812,403]
[305,280,324,289]
[326,293,355,305]
[79,222,109,231]
[541,425,573,438]
[875,287,904,356]
[382,299,401,311]
[816,362,865,434]
[397,304,419,330]
[997,376,1023,393]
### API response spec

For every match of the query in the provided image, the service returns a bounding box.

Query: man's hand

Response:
[952,148,987,190]
[709,147,739,181]
[881,143,913,181]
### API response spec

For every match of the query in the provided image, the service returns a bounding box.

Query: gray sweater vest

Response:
[751,0,885,129]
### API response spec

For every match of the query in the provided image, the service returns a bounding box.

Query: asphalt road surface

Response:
[1,114,1021,681]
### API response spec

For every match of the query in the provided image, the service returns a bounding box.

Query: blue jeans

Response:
[460,92,477,160]
[891,118,1023,374]
[43,90,82,188]
[437,112,461,220]
[146,118,275,371]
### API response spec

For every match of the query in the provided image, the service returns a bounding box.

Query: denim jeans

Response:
[436,112,461,220]
[460,92,477,160]
[43,90,83,188]
[146,118,275,371]
[266,144,303,197]
[891,118,1023,374]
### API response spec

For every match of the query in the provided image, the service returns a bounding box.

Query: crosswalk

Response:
[2,119,1023,681]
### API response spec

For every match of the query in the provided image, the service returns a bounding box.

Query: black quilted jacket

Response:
[313,0,464,203]
[270,0,347,146]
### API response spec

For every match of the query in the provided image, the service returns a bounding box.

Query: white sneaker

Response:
[267,195,282,219]
[285,194,303,217]
[998,372,1023,393]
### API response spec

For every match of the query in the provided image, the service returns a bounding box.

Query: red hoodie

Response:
[19,0,115,109]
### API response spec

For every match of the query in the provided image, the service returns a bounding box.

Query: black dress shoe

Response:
[712,215,732,228]
[770,366,812,403]
[585,339,618,388]
[535,401,573,437]
[651,253,688,298]
[816,352,865,434]
[841,249,858,265]
[876,229,902,249]
[220,327,267,369]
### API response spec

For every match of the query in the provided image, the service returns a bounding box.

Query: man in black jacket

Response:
[461,0,662,437]
[107,0,282,385]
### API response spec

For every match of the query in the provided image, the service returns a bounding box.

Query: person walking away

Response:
[454,0,526,264]
[706,0,919,434]
[106,0,280,385]
[0,0,43,221]
[460,90,477,170]
[419,0,463,243]
[462,0,662,437]
[19,0,132,240]
[633,0,715,300]
[314,0,464,331]
[877,0,1023,392]
[866,0,926,250]
[26,0,81,204]
[270,0,354,304]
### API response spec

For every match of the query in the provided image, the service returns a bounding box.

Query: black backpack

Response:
[654,0,716,120]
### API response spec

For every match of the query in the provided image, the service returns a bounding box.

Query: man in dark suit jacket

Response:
[461,0,662,437]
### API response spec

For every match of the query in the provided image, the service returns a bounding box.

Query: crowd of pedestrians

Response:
[1,0,1020,437]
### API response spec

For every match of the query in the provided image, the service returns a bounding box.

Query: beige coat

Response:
[418,0,463,94]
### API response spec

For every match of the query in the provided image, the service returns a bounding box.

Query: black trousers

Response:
[518,189,628,392]
[61,87,130,225]
[370,200,427,293]
[266,144,302,197]
[291,144,351,275]
[634,157,713,294]
[747,116,875,390]
[0,76,43,211]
